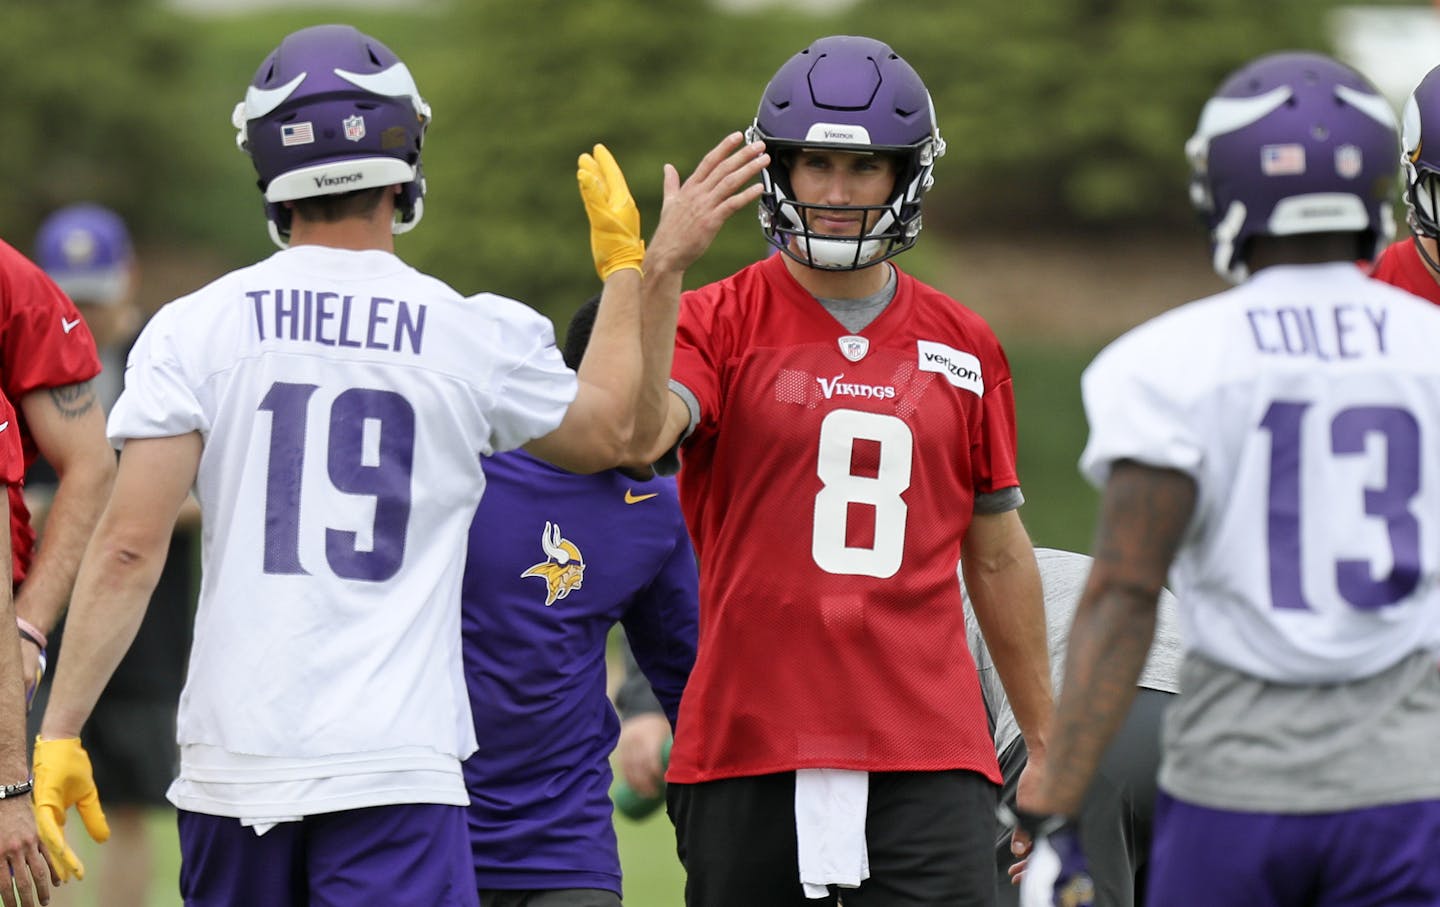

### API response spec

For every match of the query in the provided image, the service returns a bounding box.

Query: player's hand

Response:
[1008,810,1094,907]
[644,131,768,275]
[577,144,645,281]
[617,714,671,798]
[0,796,57,907]
[1009,751,1047,862]
[32,737,110,883]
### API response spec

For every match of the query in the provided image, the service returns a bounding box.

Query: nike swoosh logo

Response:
[624,490,659,504]
[0,422,8,432]
[62,317,81,334]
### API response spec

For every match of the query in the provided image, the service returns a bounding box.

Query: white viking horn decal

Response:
[541,521,570,565]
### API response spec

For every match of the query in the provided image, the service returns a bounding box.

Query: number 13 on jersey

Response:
[1261,399,1421,611]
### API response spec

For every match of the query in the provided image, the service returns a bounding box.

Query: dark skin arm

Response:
[1030,460,1196,818]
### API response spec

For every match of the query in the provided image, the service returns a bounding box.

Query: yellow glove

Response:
[33,736,110,882]
[577,143,645,280]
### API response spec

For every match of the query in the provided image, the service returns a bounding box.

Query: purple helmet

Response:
[1401,64,1440,239]
[231,24,432,248]
[34,204,134,305]
[1186,51,1399,283]
[747,35,946,270]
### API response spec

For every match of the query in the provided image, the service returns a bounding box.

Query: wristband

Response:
[15,617,46,651]
[0,778,33,800]
[998,801,1075,838]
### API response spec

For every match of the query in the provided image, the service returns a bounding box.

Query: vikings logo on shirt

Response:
[521,521,586,606]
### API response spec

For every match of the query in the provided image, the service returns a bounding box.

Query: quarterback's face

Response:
[788,149,898,237]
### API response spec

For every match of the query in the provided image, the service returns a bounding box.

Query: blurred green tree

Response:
[0,0,1389,316]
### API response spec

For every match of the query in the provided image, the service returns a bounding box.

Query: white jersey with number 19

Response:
[1081,262,1440,684]
[108,246,576,818]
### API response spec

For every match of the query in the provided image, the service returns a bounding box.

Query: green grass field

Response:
[616,809,686,906]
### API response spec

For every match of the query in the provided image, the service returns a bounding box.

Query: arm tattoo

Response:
[48,382,97,420]
[1090,461,1196,582]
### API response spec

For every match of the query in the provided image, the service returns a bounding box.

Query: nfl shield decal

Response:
[343,115,367,142]
[1335,144,1362,179]
[838,335,869,362]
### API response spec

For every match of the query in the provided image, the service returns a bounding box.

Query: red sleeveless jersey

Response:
[667,254,1013,783]
[1372,239,1440,305]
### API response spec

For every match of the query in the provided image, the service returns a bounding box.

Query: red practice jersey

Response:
[0,239,102,580]
[0,392,21,486]
[667,253,1015,783]
[1371,238,1440,305]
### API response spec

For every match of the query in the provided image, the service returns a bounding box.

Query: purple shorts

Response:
[177,804,480,907]
[1147,792,1440,906]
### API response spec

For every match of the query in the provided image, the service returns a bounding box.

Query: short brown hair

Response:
[291,187,390,224]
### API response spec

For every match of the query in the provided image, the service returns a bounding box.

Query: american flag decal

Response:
[1260,143,1306,176]
[281,122,315,147]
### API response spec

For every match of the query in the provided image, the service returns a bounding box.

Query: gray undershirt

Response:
[1161,649,1440,812]
[814,262,898,334]
[965,548,1183,756]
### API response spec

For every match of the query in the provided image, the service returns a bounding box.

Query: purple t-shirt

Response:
[461,448,697,894]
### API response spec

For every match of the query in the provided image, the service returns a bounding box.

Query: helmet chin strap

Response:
[1413,234,1440,281]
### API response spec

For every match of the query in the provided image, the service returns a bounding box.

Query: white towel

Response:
[240,816,302,836]
[794,768,870,898]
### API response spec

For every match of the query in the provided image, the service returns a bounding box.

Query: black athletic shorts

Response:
[667,769,999,907]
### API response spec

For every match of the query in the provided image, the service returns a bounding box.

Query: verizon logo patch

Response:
[917,340,983,395]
